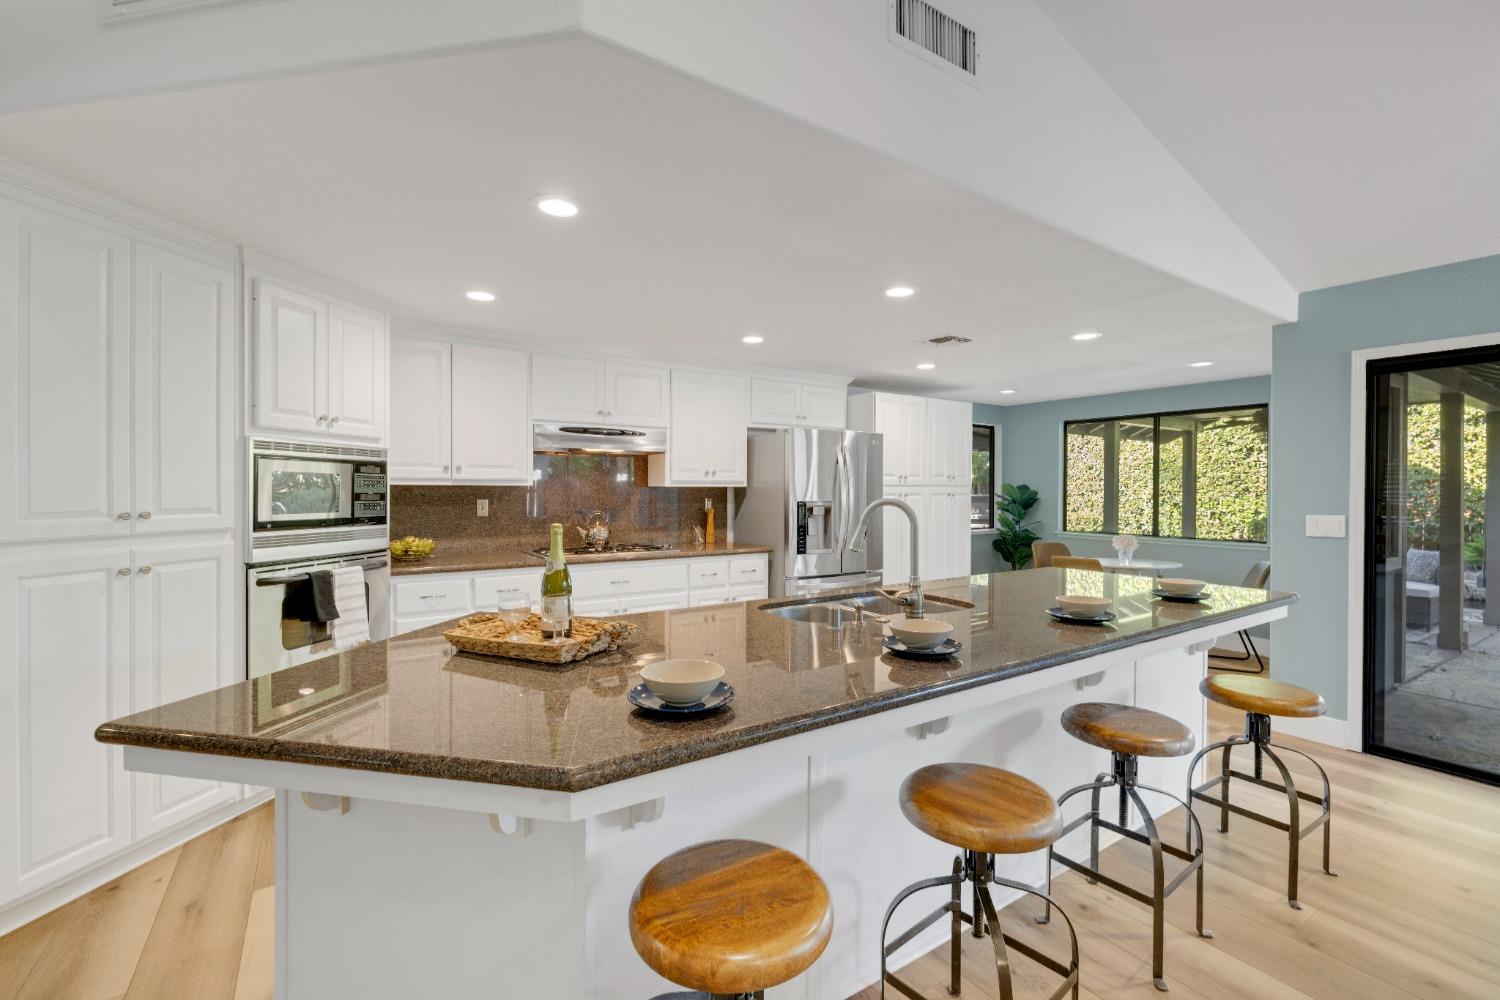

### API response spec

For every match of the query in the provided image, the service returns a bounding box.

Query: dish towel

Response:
[328,565,370,651]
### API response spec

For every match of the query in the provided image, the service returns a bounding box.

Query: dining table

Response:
[1095,556,1184,575]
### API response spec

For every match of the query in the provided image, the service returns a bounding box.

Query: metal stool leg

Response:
[1260,744,1303,908]
[1271,741,1338,878]
[1127,786,1169,991]
[1038,773,1114,925]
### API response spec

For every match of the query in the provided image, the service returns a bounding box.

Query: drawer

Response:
[474,571,540,612]
[573,595,622,617]
[571,560,689,599]
[393,577,473,616]
[689,590,733,607]
[391,612,461,637]
[727,555,767,586]
[727,583,767,602]
[619,591,689,613]
[686,559,730,590]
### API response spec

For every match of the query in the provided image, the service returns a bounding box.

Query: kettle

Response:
[575,510,611,550]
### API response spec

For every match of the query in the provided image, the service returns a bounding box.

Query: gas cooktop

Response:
[529,543,677,557]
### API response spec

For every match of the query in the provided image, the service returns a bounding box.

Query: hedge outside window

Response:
[1063,405,1268,542]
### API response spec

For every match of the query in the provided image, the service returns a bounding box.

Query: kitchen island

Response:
[97,569,1293,1000]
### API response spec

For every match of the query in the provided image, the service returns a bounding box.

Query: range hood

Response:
[532,421,667,456]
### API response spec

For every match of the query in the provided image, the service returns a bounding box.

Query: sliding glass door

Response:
[1365,346,1500,784]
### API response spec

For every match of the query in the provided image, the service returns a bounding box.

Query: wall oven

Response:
[246,550,391,679]
[249,438,389,562]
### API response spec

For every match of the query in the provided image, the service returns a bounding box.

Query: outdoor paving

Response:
[1386,612,1500,772]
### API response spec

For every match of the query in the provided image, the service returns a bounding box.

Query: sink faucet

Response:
[847,498,924,618]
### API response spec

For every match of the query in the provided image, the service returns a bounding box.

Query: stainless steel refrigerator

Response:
[735,428,883,596]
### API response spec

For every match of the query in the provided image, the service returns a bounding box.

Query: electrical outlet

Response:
[477,499,489,517]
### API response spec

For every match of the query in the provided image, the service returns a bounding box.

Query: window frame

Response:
[1061,402,1268,543]
[970,423,996,531]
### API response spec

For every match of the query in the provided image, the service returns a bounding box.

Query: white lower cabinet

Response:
[0,538,239,912]
[388,555,769,637]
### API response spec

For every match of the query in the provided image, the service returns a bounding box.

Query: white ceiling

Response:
[0,36,1277,406]
[1037,0,1500,292]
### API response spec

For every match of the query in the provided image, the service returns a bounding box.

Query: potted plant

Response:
[992,483,1041,570]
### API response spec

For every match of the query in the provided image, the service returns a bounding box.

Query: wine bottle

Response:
[541,522,573,639]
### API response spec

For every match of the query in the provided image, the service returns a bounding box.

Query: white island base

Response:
[124,610,1283,1000]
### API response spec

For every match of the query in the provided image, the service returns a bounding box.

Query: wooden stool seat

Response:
[1061,702,1195,758]
[899,763,1062,854]
[1201,674,1326,718]
[629,839,832,996]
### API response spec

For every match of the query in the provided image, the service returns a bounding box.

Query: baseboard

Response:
[0,789,272,937]
[1273,714,1351,749]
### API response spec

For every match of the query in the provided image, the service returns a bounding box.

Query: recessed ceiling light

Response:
[999,389,1016,395]
[884,285,916,298]
[741,334,764,344]
[465,290,496,302]
[1071,330,1103,341]
[536,197,579,218]
[916,362,936,370]
[1188,360,1215,368]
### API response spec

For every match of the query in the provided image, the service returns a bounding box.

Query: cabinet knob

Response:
[116,568,131,577]
[329,416,340,426]
[116,512,131,521]
[138,511,152,520]
[455,465,462,474]
[443,465,450,473]
[139,565,152,575]
[316,415,326,424]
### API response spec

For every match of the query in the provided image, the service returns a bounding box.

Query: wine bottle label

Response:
[542,593,572,638]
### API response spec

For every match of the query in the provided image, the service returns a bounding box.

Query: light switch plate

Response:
[477,499,489,517]
[1305,514,1346,538]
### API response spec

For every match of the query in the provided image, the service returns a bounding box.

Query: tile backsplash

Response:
[391,455,728,550]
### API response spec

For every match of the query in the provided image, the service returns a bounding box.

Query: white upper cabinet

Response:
[923,399,972,487]
[0,199,132,542]
[390,336,531,485]
[252,280,325,436]
[862,392,926,486]
[749,377,847,429]
[650,369,748,486]
[132,242,235,535]
[326,305,387,441]
[531,355,668,427]
[451,343,530,484]
[389,338,451,481]
[250,273,387,444]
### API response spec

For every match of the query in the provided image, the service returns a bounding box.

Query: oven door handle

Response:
[254,558,388,586]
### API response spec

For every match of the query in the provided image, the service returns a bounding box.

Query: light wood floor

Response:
[5,658,1498,1000]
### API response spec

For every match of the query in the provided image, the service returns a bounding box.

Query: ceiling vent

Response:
[890,0,979,82]
[926,335,974,346]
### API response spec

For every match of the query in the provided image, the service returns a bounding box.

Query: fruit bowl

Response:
[390,536,437,562]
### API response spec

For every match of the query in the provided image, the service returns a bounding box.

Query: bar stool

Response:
[882,763,1080,1000]
[629,839,833,999]
[1041,704,1210,992]
[1186,675,1336,910]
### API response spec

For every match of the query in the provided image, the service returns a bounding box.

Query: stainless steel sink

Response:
[761,592,917,626]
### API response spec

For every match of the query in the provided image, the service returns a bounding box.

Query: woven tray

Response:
[443,612,638,664]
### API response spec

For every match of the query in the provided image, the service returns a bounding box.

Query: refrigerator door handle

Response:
[832,442,847,553]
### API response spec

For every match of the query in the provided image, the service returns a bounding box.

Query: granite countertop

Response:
[96,570,1295,793]
[389,540,773,576]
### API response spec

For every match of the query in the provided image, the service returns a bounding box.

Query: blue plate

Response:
[627,681,735,716]
[882,635,963,660]
[1047,607,1118,625]
[1152,589,1210,604]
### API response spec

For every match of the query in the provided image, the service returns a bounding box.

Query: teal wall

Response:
[970,377,1271,586]
[1270,253,1500,719]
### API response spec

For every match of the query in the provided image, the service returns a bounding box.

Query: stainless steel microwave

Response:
[248,439,389,561]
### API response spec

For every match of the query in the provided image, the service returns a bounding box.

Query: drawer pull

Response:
[419,593,445,600]
[701,571,719,578]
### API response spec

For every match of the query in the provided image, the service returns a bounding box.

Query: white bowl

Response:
[1157,578,1207,597]
[639,659,726,706]
[1056,594,1111,618]
[888,617,954,650]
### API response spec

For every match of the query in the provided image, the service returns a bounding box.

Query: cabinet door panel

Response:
[667,370,711,483]
[606,363,669,427]
[327,305,386,442]
[531,355,605,423]
[750,378,800,426]
[131,541,238,838]
[801,384,847,429]
[0,550,132,903]
[0,200,131,541]
[452,344,530,483]
[389,339,451,482]
[133,243,235,534]
[709,373,749,483]
[252,280,326,434]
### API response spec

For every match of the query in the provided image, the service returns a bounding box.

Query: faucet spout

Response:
[848,498,924,618]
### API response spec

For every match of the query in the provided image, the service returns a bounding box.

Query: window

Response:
[1063,405,1268,542]
[971,424,995,529]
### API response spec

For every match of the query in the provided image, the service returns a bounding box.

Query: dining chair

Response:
[1031,541,1072,568]
[1213,561,1271,674]
[1052,556,1104,571]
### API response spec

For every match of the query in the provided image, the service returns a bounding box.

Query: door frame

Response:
[1345,331,1500,756]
